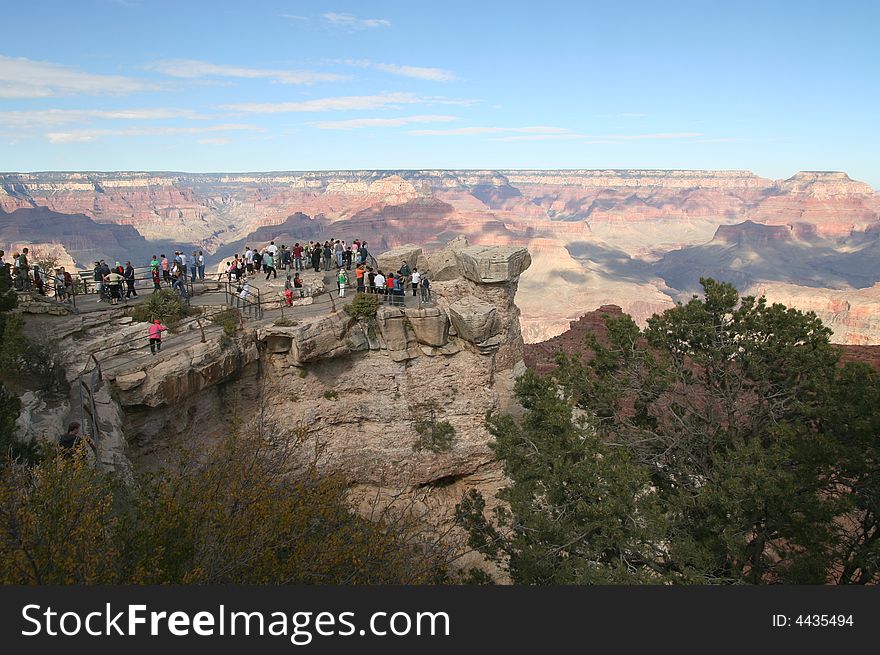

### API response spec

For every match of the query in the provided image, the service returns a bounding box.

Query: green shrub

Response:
[131,289,193,324]
[412,400,455,453]
[344,293,379,319]
[210,309,239,337]
[323,390,338,400]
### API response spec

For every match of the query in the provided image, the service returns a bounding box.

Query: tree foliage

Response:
[458,278,880,584]
[0,431,449,584]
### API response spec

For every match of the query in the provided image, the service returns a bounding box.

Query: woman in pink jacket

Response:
[149,319,168,355]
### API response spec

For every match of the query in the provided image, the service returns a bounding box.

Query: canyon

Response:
[2,169,879,344]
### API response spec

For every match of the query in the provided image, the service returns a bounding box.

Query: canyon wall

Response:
[3,169,879,344]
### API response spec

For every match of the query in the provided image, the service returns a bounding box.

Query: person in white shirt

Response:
[245,248,254,274]
[267,241,278,257]
[373,271,386,298]
[411,268,421,297]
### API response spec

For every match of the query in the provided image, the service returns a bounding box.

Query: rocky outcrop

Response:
[376,244,422,275]
[405,306,449,347]
[447,296,500,349]
[454,246,532,284]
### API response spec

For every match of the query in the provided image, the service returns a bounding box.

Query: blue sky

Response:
[1,0,878,186]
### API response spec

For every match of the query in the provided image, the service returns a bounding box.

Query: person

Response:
[411,267,421,297]
[124,261,137,298]
[62,266,73,300]
[386,272,396,302]
[420,274,431,303]
[392,272,405,306]
[239,280,252,305]
[399,260,411,280]
[17,248,30,289]
[311,245,322,272]
[32,265,46,295]
[105,266,123,305]
[294,272,304,298]
[323,242,332,271]
[293,242,303,271]
[151,266,161,292]
[264,251,277,280]
[54,268,66,302]
[59,421,95,455]
[284,286,294,307]
[197,251,206,280]
[280,246,291,272]
[267,241,278,257]
[150,254,159,272]
[367,267,376,294]
[149,319,167,354]
[334,240,344,268]
[161,254,170,284]
[355,263,365,293]
[252,249,263,273]
[92,261,104,299]
[337,268,347,298]
[190,251,199,283]
[359,241,370,266]
[374,270,386,297]
[178,251,188,279]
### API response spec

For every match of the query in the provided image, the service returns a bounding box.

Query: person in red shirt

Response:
[292,242,303,271]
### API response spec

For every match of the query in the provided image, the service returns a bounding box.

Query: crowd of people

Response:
[220,239,432,306]
[3,237,434,311]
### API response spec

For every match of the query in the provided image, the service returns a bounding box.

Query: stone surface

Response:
[405,307,449,347]
[418,235,468,281]
[115,370,146,391]
[454,246,532,284]
[289,312,357,363]
[447,295,500,345]
[376,244,422,275]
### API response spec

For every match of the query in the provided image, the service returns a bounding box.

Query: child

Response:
[149,319,167,354]
[337,268,348,298]
[284,287,294,307]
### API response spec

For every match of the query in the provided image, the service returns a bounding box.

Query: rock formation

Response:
[3,169,879,344]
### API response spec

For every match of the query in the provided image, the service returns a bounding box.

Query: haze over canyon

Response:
[2,168,879,344]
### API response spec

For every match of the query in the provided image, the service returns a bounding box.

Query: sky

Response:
[1,0,878,186]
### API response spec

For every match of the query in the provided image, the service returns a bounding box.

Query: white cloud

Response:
[310,115,457,130]
[374,63,456,82]
[197,137,231,145]
[412,126,572,136]
[412,126,704,142]
[47,123,262,143]
[0,108,210,130]
[279,14,308,21]
[146,59,349,84]
[490,132,703,142]
[221,92,423,114]
[322,12,390,29]
[0,55,160,98]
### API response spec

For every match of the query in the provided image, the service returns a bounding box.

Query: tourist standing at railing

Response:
[280,245,291,272]
[420,274,431,303]
[359,241,370,266]
[334,240,344,268]
[311,245,322,273]
[355,263,365,293]
[197,251,205,280]
[337,268,348,297]
[244,246,253,274]
[93,261,104,300]
[367,267,376,293]
[411,268,421,297]
[54,268,67,302]
[152,266,161,292]
[323,242,332,271]
[293,242,303,271]
[161,254,170,285]
[253,249,263,273]
[150,255,159,273]
[374,270,385,296]
[106,267,123,305]
[124,261,138,299]
[190,251,198,283]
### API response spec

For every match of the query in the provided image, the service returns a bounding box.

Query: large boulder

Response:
[376,306,421,361]
[290,312,359,363]
[376,244,422,275]
[454,246,531,284]
[419,235,468,281]
[405,307,449,347]
[447,296,499,345]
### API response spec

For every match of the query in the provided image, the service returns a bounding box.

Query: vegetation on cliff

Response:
[458,278,880,584]
[0,429,450,584]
